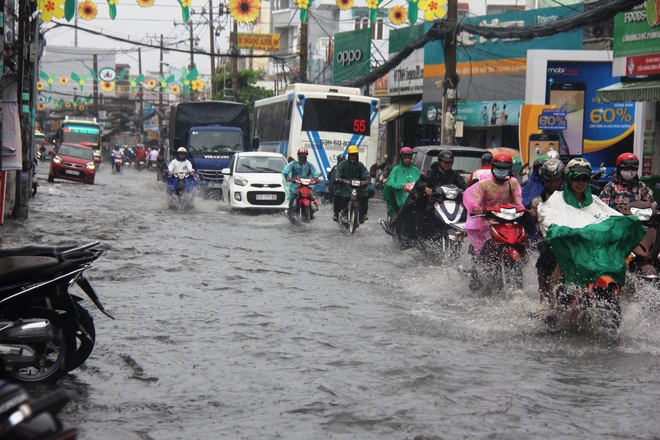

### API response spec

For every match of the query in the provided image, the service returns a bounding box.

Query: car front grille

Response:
[63,162,84,168]
[198,169,223,182]
[251,183,281,188]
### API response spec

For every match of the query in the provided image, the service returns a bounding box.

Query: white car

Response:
[221,152,289,210]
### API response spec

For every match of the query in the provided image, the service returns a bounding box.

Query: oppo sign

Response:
[336,50,362,66]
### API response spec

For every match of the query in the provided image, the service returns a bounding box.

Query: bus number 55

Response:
[354,119,366,133]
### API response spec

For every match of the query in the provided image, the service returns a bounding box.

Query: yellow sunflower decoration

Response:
[59,76,69,85]
[389,6,407,24]
[419,0,447,21]
[229,0,261,23]
[64,101,72,109]
[100,81,115,92]
[37,0,65,22]
[146,78,158,89]
[37,103,47,111]
[136,0,155,6]
[191,78,204,92]
[336,0,353,10]
[36,81,45,91]
[170,85,181,94]
[78,104,86,111]
[78,0,98,20]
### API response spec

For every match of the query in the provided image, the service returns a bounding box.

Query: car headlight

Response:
[234,176,248,187]
[86,162,96,170]
[53,155,62,164]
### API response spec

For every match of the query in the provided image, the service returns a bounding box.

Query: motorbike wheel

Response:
[591,287,622,330]
[115,163,121,173]
[69,303,96,371]
[348,205,359,234]
[502,258,524,290]
[3,309,75,383]
[300,205,311,222]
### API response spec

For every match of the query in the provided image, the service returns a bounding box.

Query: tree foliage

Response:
[213,65,274,114]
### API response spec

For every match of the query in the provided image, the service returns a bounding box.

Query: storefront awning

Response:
[596,80,660,103]
[379,100,419,123]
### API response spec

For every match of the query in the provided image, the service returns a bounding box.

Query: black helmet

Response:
[481,152,493,165]
[438,150,454,163]
[539,158,565,181]
[337,154,344,163]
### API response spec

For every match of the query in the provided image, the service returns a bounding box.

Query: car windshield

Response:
[429,154,483,174]
[235,156,286,173]
[189,130,243,154]
[58,145,94,160]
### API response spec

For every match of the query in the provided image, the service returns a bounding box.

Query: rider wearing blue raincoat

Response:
[282,147,322,212]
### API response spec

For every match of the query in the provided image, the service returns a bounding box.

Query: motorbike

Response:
[167,171,197,209]
[0,242,113,383]
[375,165,392,191]
[419,184,468,258]
[472,204,529,291]
[136,157,146,171]
[337,178,369,234]
[615,201,660,284]
[546,275,623,332]
[0,380,77,439]
[287,177,320,223]
[112,157,122,173]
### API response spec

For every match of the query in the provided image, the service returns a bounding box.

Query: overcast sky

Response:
[42,0,236,77]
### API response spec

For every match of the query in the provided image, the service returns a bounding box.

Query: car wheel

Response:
[48,174,54,183]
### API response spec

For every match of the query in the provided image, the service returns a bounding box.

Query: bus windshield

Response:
[62,125,100,148]
[301,99,372,135]
[189,130,243,154]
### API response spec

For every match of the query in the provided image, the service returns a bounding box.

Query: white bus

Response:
[253,83,380,195]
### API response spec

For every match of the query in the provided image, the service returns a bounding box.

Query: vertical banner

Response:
[518,104,556,167]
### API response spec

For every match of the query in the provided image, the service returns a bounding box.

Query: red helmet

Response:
[297,147,308,156]
[616,152,639,168]
[492,153,513,169]
[399,147,413,156]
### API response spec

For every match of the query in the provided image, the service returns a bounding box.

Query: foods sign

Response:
[613,1,660,76]
[237,33,281,51]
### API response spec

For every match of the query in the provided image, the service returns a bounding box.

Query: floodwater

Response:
[2,162,660,439]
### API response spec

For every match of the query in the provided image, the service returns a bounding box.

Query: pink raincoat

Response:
[462,174,524,251]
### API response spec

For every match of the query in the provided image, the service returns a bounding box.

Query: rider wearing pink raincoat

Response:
[462,153,524,253]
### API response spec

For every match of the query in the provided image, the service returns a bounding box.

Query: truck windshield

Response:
[189,130,243,154]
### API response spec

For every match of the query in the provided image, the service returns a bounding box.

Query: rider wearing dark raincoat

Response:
[334,145,371,223]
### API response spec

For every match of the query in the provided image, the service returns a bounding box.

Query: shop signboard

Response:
[612,2,660,77]
[333,28,371,85]
[388,24,429,96]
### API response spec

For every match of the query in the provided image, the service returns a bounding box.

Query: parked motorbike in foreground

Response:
[166,171,197,209]
[0,242,113,383]
[287,177,320,223]
[337,178,369,234]
[0,380,76,439]
[615,201,660,286]
[471,204,529,292]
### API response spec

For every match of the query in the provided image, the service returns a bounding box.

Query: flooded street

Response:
[2,162,660,439]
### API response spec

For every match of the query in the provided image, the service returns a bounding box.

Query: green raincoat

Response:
[382,162,421,219]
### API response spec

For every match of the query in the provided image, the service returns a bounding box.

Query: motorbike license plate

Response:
[65,170,79,176]
[256,194,277,201]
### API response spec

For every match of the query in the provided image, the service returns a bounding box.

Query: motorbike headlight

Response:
[53,155,62,164]
[443,187,459,200]
[496,207,523,221]
[299,178,311,185]
[86,162,96,170]
[235,176,248,186]
[630,207,653,222]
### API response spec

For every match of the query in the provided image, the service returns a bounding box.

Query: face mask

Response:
[620,170,637,182]
[492,168,510,180]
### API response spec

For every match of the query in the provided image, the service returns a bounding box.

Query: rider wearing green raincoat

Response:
[381,147,421,220]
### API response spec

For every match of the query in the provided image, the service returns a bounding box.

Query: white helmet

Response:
[177,147,187,154]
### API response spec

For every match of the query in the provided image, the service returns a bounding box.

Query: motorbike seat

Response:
[0,256,60,283]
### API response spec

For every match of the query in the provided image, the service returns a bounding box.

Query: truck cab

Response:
[186,126,245,194]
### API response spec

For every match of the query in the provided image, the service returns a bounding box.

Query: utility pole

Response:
[231,20,238,101]
[300,22,308,82]
[92,54,98,113]
[440,0,458,146]
[189,21,195,70]
[138,47,144,140]
[159,34,163,148]
[209,0,216,98]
